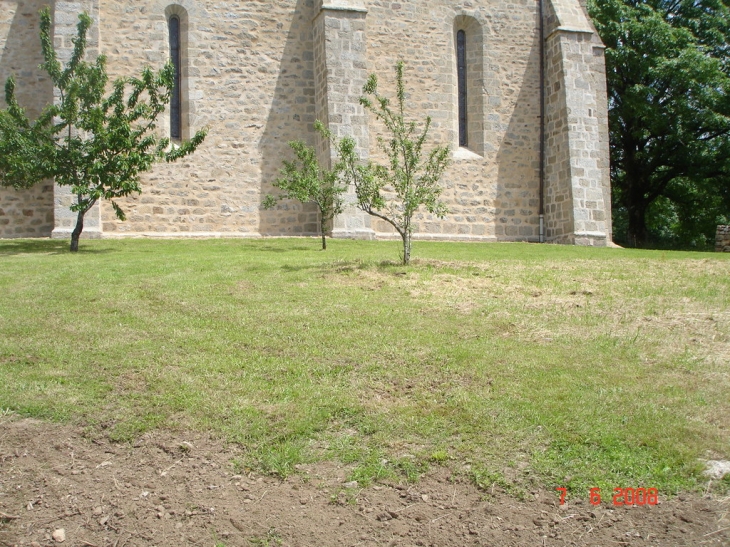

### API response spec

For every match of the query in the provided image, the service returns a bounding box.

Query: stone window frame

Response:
[164,4,190,141]
[453,15,485,157]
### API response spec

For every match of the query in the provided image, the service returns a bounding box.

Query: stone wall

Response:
[92,0,547,242]
[716,225,730,252]
[542,0,611,245]
[313,1,373,238]
[94,0,320,237]
[356,0,544,241]
[0,0,612,245]
[0,1,54,238]
[51,0,103,240]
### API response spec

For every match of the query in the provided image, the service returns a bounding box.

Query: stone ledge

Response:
[321,5,368,13]
[547,26,595,39]
[452,147,483,161]
[314,4,368,22]
[331,227,377,240]
[51,228,103,240]
[101,231,263,239]
[369,233,540,243]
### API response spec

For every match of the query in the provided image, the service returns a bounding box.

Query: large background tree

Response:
[0,8,206,252]
[588,0,730,248]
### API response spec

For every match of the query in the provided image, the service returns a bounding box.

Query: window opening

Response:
[457,29,468,147]
[169,15,182,139]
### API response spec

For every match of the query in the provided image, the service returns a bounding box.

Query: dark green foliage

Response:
[0,8,206,251]
[588,0,730,248]
[0,77,54,190]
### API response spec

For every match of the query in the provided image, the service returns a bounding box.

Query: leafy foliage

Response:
[341,61,450,265]
[263,121,347,250]
[588,0,730,248]
[0,77,54,190]
[0,8,206,251]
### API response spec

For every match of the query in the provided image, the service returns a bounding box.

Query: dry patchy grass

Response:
[0,239,728,495]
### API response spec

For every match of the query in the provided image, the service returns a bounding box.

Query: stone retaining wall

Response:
[716,225,730,252]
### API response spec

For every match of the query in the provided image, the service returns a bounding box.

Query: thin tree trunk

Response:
[626,200,648,248]
[623,144,650,248]
[401,231,411,265]
[70,209,86,252]
[320,216,327,250]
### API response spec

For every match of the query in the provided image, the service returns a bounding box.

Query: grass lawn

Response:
[1,237,728,498]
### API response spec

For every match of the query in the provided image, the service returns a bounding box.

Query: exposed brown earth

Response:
[1,419,728,547]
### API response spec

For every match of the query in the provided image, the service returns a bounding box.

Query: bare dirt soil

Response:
[1,419,728,547]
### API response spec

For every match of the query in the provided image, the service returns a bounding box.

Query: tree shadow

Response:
[0,239,112,256]
[494,22,542,244]
[257,0,320,237]
[256,244,320,253]
[280,262,324,273]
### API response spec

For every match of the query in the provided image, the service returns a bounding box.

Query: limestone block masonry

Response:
[0,1,54,238]
[716,226,730,253]
[0,0,612,246]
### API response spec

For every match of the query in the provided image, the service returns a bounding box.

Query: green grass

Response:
[248,528,282,547]
[1,238,728,499]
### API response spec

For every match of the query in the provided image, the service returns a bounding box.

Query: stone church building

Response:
[0,0,612,245]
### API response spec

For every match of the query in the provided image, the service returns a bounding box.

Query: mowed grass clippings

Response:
[0,238,728,497]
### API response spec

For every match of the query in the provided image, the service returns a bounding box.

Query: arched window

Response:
[457,29,468,147]
[168,15,182,139]
[453,16,484,155]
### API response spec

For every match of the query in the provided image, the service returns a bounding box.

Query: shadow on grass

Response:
[0,239,113,256]
[321,259,410,274]
[278,256,372,274]
[280,263,323,273]
[257,244,319,253]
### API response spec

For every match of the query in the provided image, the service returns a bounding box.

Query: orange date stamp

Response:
[556,487,659,506]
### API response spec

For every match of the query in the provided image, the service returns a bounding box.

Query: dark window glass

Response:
[457,30,467,147]
[169,16,181,139]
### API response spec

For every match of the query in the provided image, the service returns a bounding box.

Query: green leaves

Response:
[0,8,207,251]
[264,122,347,250]
[589,0,730,247]
[0,76,54,189]
[346,61,450,264]
[0,112,51,189]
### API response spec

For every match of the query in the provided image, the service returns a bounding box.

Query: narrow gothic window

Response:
[457,30,468,147]
[169,15,182,139]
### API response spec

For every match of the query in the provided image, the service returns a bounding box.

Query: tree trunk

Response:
[401,231,411,265]
[70,209,86,252]
[320,216,327,250]
[622,141,653,248]
[626,203,649,248]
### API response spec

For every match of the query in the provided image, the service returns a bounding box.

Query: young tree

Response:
[588,0,730,248]
[342,61,450,265]
[0,8,206,252]
[263,121,347,250]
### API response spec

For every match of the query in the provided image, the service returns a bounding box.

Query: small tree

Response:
[263,121,347,250]
[342,61,450,265]
[0,8,206,252]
